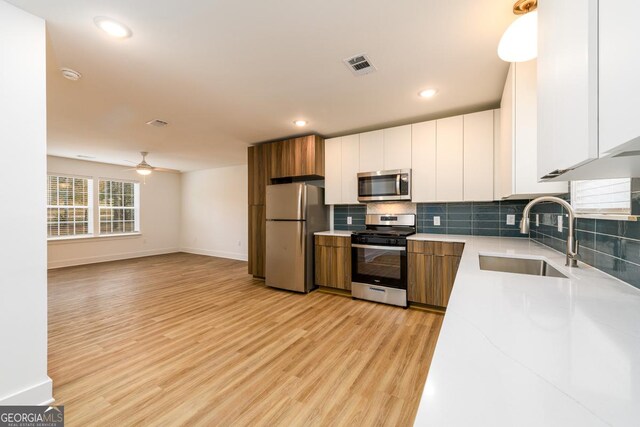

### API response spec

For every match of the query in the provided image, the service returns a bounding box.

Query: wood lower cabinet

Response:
[314,235,351,290]
[408,240,464,307]
[248,205,266,277]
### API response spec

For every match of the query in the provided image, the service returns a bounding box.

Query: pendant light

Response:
[498,0,538,62]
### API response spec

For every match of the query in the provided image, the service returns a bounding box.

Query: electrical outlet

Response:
[347,216,352,225]
[558,215,563,232]
[536,214,540,227]
[506,214,515,225]
[238,240,241,247]
[434,216,441,226]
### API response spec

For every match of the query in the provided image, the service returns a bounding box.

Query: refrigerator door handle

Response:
[300,221,304,251]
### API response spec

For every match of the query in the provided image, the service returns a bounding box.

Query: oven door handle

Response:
[396,174,401,195]
[352,244,405,251]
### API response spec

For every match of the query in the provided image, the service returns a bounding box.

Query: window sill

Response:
[575,214,638,222]
[47,233,142,244]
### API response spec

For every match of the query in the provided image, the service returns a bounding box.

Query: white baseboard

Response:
[48,248,180,269]
[0,377,53,406]
[180,247,248,262]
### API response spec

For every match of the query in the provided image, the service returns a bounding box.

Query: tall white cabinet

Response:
[498,61,567,198]
[324,135,360,205]
[463,110,495,201]
[598,0,640,155]
[435,116,464,202]
[411,121,437,202]
[537,0,640,179]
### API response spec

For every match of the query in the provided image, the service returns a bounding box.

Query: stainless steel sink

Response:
[479,255,567,279]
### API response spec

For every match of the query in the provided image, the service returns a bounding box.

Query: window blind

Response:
[99,179,139,234]
[47,175,93,237]
[571,178,631,214]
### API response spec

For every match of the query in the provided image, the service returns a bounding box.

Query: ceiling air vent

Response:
[146,119,169,128]
[343,53,376,76]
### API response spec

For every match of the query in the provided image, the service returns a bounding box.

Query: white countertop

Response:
[314,230,354,236]
[411,234,640,427]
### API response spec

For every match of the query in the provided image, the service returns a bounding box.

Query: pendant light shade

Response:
[498,0,538,63]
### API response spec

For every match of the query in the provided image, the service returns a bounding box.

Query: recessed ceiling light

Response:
[61,68,82,81]
[294,120,308,127]
[93,17,132,39]
[418,89,438,98]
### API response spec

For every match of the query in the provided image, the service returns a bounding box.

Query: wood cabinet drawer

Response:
[315,235,350,247]
[408,240,464,256]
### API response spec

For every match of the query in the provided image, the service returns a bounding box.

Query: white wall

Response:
[47,156,181,268]
[0,1,52,405]
[180,165,248,260]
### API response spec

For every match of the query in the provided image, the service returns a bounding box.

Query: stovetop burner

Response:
[350,213,416,246]
[352,229,415,237]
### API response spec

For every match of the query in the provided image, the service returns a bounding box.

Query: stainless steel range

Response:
[351,214,415,308]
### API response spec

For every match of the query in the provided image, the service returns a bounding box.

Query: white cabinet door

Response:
[498,61,567,199]
[514,60,567,196]
[358,130,384,172]
[324,137,342,205]
[436,116,464,201]
[341,134,360,204]
[498,65,515,199]
[411,121,436,202]
[599,0,640,155]
[383,125,412,170]
[537,0,598,178]
[463,110,494,201]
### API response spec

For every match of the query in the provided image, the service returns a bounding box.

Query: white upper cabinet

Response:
[358,130,384,172]
[324,135,360,205]
[463,110,494,201]
[598,0,640,155]
[537,0,599,178]
[436,116,464,202]
[340,134,360,204]
[411,120,437,202]
[383,125,412,170]
[498,61,567,199]
[538,0,640,179]
[324,137,342,205]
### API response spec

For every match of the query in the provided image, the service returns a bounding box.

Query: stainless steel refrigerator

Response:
[265,183,328,293]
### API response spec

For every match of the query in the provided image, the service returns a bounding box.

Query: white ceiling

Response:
[9,0,516,172]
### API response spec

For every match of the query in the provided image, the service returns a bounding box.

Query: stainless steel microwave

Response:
[357,169,411,202]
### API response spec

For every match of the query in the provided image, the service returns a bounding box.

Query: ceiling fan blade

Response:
[124,160,138,165]
[153,167,180,173]
[122,168,137,172]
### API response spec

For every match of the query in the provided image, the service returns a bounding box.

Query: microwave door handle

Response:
[396,174,401,195]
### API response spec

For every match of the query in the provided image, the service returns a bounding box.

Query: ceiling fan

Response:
[124,152,173,176]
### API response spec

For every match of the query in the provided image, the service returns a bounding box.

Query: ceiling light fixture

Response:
[418,88,438,98]
[294,120,308,127]
[93,16,132,39]
[61,68,82,81]
[498,0,538,62]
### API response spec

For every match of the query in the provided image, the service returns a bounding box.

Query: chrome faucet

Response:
[520,196,579,267]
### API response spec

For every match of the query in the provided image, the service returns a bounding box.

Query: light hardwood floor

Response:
[48,253,443,426]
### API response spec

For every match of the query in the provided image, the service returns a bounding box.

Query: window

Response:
[47,175,93,237]
[99,179,140,234]
[571,178,631,214]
